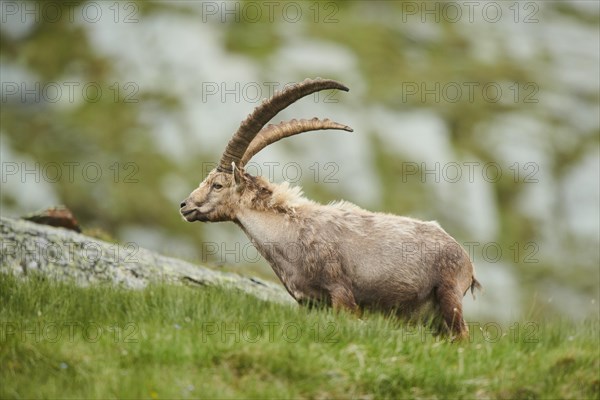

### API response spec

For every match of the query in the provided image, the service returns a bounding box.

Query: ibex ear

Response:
[232,162,245,192]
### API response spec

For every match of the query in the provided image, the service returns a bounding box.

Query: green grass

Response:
[1,273,598,399]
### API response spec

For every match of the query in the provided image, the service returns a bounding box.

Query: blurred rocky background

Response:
[1,0,598,321]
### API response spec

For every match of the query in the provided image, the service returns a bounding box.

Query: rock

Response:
[0,216,294,305]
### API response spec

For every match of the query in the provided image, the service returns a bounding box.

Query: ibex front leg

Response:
[329,285,360,316]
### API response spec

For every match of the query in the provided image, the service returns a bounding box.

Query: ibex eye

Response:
[212,183,223,190]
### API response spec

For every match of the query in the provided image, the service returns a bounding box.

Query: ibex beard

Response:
[180,78,481,340]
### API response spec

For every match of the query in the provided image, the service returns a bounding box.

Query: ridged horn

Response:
[217,78,349,172]
[240,118,353,166]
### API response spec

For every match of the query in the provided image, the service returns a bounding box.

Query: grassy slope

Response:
[0,273,598,399]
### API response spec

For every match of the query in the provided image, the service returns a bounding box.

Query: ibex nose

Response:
[180,200,187,209]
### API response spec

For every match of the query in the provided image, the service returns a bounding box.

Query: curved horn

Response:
[240,118,353,166]
[217,78,349,172]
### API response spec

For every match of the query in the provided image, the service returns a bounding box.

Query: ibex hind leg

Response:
[434,283,469,341]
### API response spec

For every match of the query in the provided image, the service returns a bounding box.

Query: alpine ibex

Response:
[180,78,481,339]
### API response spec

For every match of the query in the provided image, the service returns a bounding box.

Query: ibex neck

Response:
[234,181,313,275]
[235,208,299,248]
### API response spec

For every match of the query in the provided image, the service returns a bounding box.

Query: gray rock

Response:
[0,216,294,305]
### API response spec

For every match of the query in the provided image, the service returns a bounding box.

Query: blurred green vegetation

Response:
[1,0,598,317]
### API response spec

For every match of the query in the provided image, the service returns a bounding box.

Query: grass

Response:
[0,273,598,399]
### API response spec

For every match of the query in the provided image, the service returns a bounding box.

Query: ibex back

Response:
[180,78,481,340]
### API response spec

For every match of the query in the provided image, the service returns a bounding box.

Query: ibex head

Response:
[180,78,352,223]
